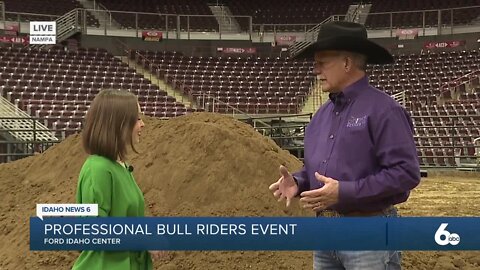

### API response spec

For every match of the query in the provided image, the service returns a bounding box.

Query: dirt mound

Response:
[0,112,479,269]
[131,113,305,217]
[0,113,309,270]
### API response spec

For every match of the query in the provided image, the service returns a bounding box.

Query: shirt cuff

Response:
[292,175,308,196]
[338,181,358,204]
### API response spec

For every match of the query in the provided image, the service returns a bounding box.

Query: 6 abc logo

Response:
[435,223,460,246]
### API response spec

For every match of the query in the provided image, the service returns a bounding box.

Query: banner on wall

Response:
[396,29,419,40]
[4,23,19,36]
[0,36,29,45]
[424,40,466,49]
[218,47,257,54]
[142,31,163,42]
[275,35,296,46]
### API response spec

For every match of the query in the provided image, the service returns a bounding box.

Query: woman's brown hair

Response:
[82,89,139,161]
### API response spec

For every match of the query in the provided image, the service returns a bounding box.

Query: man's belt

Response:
[316,206,395,217]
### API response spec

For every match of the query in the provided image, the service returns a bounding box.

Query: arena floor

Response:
[0,113,478,269]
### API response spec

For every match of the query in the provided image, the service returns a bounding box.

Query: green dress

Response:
[72,155,152,270]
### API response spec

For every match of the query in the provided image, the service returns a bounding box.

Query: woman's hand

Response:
[149,250,170,260]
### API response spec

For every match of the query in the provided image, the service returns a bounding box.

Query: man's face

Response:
[313,51,348,93]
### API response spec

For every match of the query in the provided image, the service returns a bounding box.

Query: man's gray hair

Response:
[342,51,367,71]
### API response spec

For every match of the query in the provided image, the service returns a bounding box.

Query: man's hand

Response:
[269,165,299,207]
[300,172,339,211]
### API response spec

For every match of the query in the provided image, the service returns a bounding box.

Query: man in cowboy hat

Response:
[269,21,420,269]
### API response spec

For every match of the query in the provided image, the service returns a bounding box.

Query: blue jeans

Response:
[313,250,401,270]
[313,207,401,270]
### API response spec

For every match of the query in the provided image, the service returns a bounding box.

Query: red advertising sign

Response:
[275,35,296,46]
[0,36,29,45]
[396,29,419,36]
[218,47,257,54]
[424,40,466,49]
[396,29,419,40]
[142,31,162,42]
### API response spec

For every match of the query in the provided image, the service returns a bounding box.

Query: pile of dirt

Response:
[0,113,310,270]
[0,112,479,270]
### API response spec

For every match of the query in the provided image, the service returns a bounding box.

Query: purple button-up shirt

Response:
[293,76,420,214]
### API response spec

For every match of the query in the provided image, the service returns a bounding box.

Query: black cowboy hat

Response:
[294,21,394,64]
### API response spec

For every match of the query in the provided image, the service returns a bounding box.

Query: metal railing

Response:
[366,5,480,36]
[1,5,479,41]
[475,137,480,166]
[81,9,253,40]
[2,9,253,40]
[287,15,348,58]
[392,91,407,107]
[0,116,63,163]
[56,9,81,43]
[192,92,271,129]
[0,97,58,143]
[0,1,4,30]
[245,113,312,131]
[346,4,362,23]
[412,115,480,169]
[0,138,58,163]
[240,113,312,159]
[4,11,60,32]
[437,70,479,105]
[17,8,81,50]
[1,112,478,168]
[249,114,480,167]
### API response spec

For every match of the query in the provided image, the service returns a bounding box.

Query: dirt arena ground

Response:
[0,113,478,269]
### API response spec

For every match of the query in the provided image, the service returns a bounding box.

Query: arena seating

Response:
[95,0,218,31]
[1,46,477,166]
[0,46,192,139]
[411,101,479,166]
[0,0,478,168]
[3,0,99,27]
[368,50,480,109]
[366,49,479,166]
[412,85,479,167]
[132,50,315,114]
[366,0,480,29]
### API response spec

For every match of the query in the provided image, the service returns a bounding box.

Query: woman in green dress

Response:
[72,89,158,270]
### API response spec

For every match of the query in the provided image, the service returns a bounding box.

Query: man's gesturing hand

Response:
[268,165,299,207]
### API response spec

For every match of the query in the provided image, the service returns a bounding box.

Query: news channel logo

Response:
[435,223,460,246]
[29,21,56,45]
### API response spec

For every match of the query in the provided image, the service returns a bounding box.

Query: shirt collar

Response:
[343,76,369,101]
[328,92,345,105]
[328,76,369,105]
